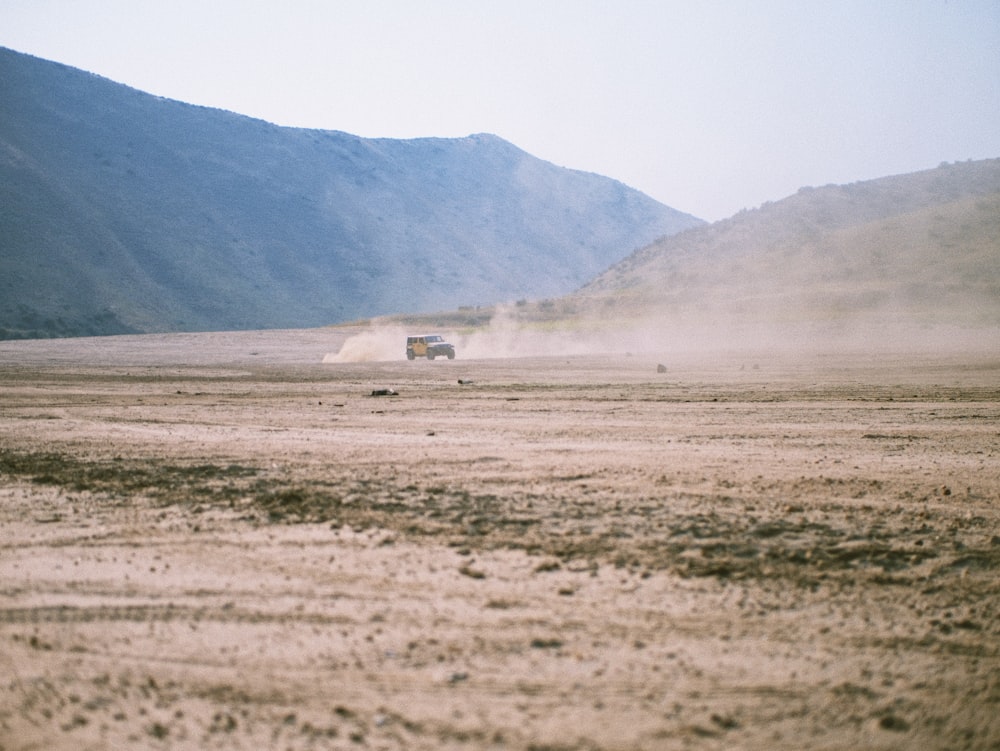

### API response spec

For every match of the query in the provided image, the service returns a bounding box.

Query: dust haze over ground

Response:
[325,302,1000,364]
[322,307,612,363]
[2,328,999,750]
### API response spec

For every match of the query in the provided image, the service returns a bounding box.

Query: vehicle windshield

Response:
[426,335,443,342]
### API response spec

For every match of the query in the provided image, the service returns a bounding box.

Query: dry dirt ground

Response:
[1,329,998,751]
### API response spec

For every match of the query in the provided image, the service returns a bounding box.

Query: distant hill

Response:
[0,47,702,339]
[571,159,1000,350]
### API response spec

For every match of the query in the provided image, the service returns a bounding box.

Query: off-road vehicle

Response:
[406,334,456,360]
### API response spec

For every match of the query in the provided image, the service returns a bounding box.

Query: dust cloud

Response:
[322,324,410,362]
[323,300,999,365]
[323,307,633,364]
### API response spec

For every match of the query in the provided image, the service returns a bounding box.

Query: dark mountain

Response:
[571,159,1000,348]
[0,47,702,339]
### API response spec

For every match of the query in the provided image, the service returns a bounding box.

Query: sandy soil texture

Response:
[1,330,999,750]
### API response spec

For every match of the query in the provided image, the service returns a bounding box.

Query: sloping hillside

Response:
[0,47,701,339]
[572,159,1000,348]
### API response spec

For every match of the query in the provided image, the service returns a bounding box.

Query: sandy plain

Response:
[0,328,998,751]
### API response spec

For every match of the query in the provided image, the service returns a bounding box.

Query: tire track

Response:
[0,603,354,626]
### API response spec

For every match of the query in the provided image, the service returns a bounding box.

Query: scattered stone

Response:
[484,598,517,609]
[878,713,910,732]
[711,713,739,730]
[210,712,237,733]
[458,379,474,385]
[690,724,721,738]
[370,388,398,397]
[530,638,563,649]
[459,565,486,579]
[61,715,88,731]
[656,363,667,373]
[533,559,562,573]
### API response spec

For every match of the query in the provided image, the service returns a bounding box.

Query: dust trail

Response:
[320,305,809,364]
[322,307,622,364]
[323,299,1000,364]
[322,325,408,363]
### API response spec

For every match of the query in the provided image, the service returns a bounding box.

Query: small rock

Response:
[711,713,739,730]
[530,638,563,649]
[878,714,910,732]
[656,363,667,373]
[370,388,398,397]
[533,559,562,573]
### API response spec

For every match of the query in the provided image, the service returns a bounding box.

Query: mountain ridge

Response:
[0,47,701,339]
[568,158,1000,349]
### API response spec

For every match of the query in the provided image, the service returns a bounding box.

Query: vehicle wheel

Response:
[447,352,455,359]
[427,352,435,360]
[406,352,415,360]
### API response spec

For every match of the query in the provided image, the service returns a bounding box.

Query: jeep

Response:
[406,334,456,361]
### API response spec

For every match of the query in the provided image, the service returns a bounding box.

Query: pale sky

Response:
[2,0,998,221]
